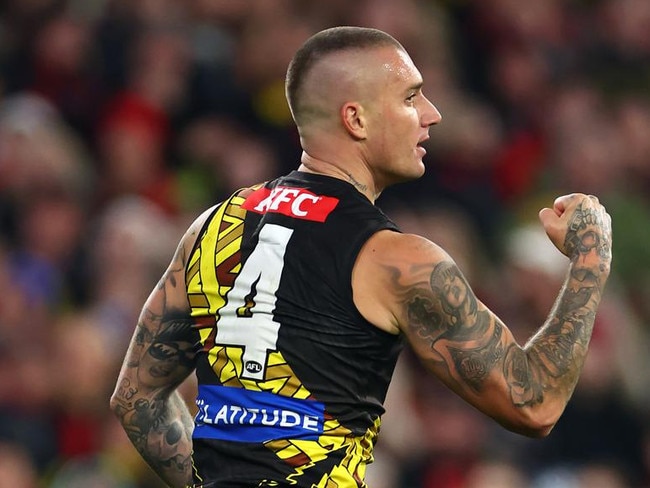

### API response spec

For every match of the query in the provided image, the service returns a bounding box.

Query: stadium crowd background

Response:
[1,0,650,486]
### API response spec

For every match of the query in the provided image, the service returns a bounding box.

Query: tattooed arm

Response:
[110,207,217,487]
[353,194,612,437]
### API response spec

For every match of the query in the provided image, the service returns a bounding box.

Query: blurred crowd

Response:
[1,0,649,487]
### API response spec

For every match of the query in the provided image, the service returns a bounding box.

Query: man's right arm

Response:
[354,193,612,437]
[110,205,219,487]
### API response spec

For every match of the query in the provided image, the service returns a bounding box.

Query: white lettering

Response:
[214,405,228,424]
[302,415,320,432]
[200,404,210,423]
[253,188,280,212]
[198,400,324,434]
[269,188,300,210]
[229,406,242,423]
[280,410,301,428]
[238,407,250,424]
[291,193,319,216]
[261,409,279,426]
[247,408,259,424]
[252,188,322,218]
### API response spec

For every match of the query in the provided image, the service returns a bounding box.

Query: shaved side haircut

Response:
[285,26,404,125]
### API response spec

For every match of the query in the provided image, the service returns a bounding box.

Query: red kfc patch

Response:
[242,186,339,222]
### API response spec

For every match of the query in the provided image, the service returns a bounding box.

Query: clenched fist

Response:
[538,193,612,277]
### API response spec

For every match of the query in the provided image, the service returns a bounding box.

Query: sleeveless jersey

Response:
[186,171,404,487]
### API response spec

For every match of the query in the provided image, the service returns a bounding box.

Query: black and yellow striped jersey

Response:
[186,171,403,487]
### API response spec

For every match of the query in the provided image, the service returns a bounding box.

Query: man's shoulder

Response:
[360,230,448,267]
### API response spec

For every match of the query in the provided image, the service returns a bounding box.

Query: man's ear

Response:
[341,102,367,140]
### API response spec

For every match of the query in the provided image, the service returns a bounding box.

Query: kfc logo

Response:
[242,186,339,222]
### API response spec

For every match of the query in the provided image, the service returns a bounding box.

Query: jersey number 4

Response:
[215,223,293,381]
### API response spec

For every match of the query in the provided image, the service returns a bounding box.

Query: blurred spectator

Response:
[0,257,57,474]
[95,25,191,215]
[176,117,280,210]
[27,13,104,140]
[532,462,631,488]
[464,459,530,488]
[0,93,91,309]
[84,195,180,348]
[0,440,39,488]
[50,312,116,459]
[413,94,506,257]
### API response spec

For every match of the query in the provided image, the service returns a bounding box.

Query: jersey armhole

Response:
[348,226,402,337]
[185,202,223,276]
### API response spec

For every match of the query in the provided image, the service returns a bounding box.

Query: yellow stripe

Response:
[188,294,209,308]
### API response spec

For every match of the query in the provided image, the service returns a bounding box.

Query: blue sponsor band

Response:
[193,385,325,443]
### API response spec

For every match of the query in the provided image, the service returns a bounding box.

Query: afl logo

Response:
[245,361,263,374]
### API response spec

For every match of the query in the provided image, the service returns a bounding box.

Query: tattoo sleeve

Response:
[396,198,611,425]
[111,237,198,488]
[402,261,510,395]
[522,199,611,403]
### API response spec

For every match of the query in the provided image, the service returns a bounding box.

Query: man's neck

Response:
[298,154,381,203]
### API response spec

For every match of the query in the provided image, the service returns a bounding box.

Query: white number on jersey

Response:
[215,223,293,380]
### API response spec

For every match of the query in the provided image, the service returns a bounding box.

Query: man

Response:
[110,26,612,488]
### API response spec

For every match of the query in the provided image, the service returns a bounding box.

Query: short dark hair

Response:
[285,26,403,122]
